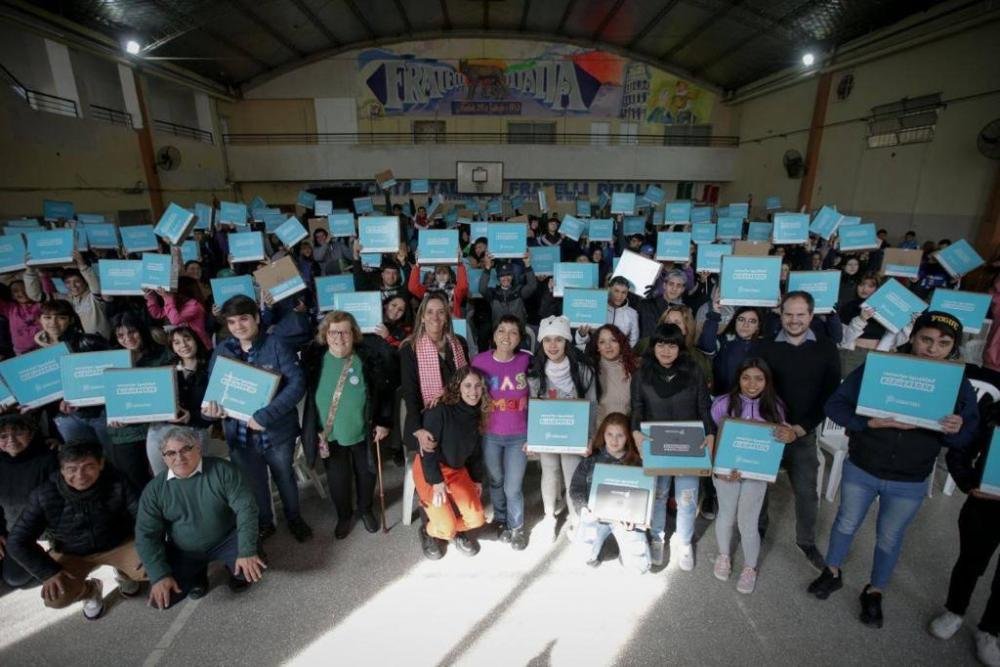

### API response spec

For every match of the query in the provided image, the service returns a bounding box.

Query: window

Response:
[620,122,638,145]
[664,124,712,146]
[413,120,445,144]
[867,94,941,149]
[676,182,694,200]
[508,122,556,144]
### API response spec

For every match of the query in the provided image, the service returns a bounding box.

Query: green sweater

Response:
[135,457,258,583]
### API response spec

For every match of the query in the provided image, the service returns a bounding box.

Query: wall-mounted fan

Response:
[783,149,804,178]
[156,145,181,171]
[978,119,1000,159]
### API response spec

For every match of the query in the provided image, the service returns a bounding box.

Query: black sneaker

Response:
[701,496,718,521]
[258,524,277,543]
[227,576,251,593]
[492,521,511,542]
[510,527,528,551]
[859,585,884,628]
[288,517,314,543]
[808,567,843,600]
[360,509,380,534]
[798,543,826,572]
[188,573,210,600]
[453,532,480,557]
[335,517,353,539]
[420,525,444,560]
[650,539,666,567]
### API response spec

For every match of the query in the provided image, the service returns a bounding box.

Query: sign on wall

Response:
[356,40,714,123]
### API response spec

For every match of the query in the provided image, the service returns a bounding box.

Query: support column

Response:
[131,70,164,219]
[797,71,833,212]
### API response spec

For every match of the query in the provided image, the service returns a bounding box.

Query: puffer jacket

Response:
[8,469,139,580]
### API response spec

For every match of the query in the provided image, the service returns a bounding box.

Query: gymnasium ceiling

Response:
[22,0,948,93]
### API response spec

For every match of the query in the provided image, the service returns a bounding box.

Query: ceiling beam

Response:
[683,0,801,45]
[440,0,452,30]
[660,0,745,61]
[556,0,579,33]
[392,0,414,34]
[228,0,305,58]
[591,0,625,41]
[519,0,531,31]
[343,0,377,39]
[626,0,681,49]
[148,0,272,71]
[289,0,341,47]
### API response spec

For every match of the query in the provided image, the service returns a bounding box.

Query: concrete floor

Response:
[0,460,992,666]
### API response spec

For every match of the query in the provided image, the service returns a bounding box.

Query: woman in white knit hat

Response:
[527,315,597,543]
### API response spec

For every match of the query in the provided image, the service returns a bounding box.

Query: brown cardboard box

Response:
[881,248,922,278]
[253,256,305,303]
[733,241,772,257]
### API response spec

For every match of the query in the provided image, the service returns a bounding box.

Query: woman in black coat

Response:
[302,311,393,539]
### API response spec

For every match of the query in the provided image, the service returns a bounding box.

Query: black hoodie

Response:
[0,440,58,536]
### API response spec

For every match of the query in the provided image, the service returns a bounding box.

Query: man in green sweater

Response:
[135,426,265,609]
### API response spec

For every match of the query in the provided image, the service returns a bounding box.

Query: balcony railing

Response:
[2,62,79,118]
[153,119,214,144]
[90,104,133,128]
[223,132,740,148]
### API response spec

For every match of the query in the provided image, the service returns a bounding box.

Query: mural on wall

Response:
[357,41,714,123]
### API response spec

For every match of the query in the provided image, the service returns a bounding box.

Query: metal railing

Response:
[223,131,740,148]
[90,104,133,128]
[153,119,214,144]
[1,61,80,118]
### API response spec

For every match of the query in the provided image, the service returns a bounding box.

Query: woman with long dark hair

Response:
[631,323,715,570]
[145,276,212,349]
[584,324,639,424]
[413,366,491,558]
[145,325,212,475]
[569,412,650,573]
[710,357,796,594]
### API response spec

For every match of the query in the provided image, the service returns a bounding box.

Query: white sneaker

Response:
[976,630,1000,667]
[928,610,964,640]
[82,579,104,621]
[736,566,757,595]
[677,543,694,571]
[713,554,731,581]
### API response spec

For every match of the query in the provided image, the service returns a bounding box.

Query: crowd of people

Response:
[0,195,998,664]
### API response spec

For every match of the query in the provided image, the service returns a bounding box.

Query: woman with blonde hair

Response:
[399,291,469,558]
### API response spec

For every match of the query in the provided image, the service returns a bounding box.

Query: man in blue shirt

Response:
[203,295,312,543]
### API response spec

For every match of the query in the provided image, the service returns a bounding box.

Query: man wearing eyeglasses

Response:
[135,427,264,609]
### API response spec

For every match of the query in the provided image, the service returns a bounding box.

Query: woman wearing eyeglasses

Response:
[302,311,393,540]
[696,287,764,395]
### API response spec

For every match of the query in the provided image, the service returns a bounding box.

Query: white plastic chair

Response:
[399,397,419,526]
[817,418,849,501]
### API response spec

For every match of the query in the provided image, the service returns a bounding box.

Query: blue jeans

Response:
[575,512,650,574]
[825,460,926,589]
[650,475,700,544]
[228,438,300,528]
[55,412,111,449]
[482,433,528,530]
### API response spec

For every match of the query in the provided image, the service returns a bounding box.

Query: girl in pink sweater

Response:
[0,279,44,355]
[144,276,212,349]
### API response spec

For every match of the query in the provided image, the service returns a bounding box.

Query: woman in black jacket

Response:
[145,326,212,476]
[0,415,57,587]
[930,399,1000,664]
[302,311,393,539]
[630,323,715,570]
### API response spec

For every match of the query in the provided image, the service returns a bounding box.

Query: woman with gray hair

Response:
[301,311,393,539]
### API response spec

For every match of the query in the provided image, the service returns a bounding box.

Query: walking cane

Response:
[374,439,388,533]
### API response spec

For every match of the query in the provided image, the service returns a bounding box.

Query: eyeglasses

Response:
[735,317,758,324]
[327,330,352,339]
[161,444,196,459]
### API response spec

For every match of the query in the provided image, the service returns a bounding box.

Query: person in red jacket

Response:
[407,259,468,318]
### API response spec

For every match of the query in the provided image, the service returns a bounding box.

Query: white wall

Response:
[225,143,737,184]
[721,19,1000,244]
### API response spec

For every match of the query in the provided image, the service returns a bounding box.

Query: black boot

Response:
[859,585,884,628]
[808,567,843,600]
[420,525,444,560]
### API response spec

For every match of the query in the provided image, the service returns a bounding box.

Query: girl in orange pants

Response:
[414,367,490,557]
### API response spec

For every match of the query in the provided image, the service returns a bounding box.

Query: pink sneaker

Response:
[737,566,757,594]
[713,554,732,581]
